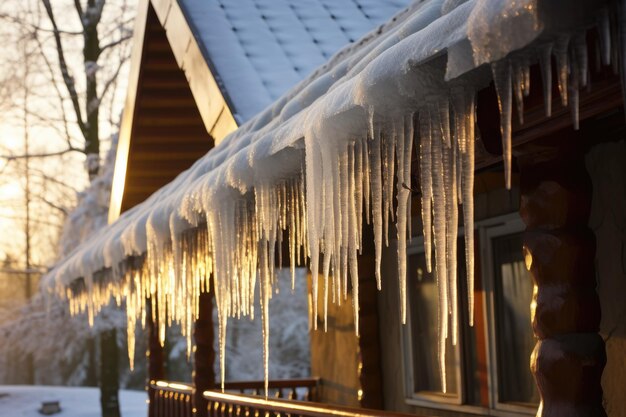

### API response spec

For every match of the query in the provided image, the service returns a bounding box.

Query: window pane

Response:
[457,242,482,406]
[492,233,539,405]
[408,252,458,396]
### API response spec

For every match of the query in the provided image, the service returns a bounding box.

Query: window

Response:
[407,250,461,401]
[484,221,540,411]
[402,214,539,414]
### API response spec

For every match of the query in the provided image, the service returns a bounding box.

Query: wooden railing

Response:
[203,390,417,417]
[149,380,194,417]
[222,378,319,401]
[149,378,319,417]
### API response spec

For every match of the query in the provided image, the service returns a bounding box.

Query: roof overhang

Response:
[109,0,238,223]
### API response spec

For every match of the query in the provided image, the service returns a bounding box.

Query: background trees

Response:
[0,2,135,417]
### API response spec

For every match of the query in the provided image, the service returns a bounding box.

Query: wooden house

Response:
[46,1,626,417]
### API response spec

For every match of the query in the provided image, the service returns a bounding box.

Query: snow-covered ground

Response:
[0,385,147,417]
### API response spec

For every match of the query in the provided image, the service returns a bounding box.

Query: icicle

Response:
[464,94,476,326]
[438,99,451,148]
[323,253,336,332]
[355,140,364,253]
[619,0,626,121]
[396,116,408,324]
[381,130,391,247]
[258,239,271,397]
[599,8,612,67]
[491,60,513,190]
[512,59,525,125]
[305,135,322,331]
[430,100,450,393]
[522,56,531,98]
[438,294,447,394]
[539,43,553,117]
[340,148,350,301]
[444,126,459,346]
[569,45,581,131]
[554,35,570,107]
[404,115,414,243]
[418,109,433,273]
[371,126,383,290]
[289,182,297,290]
[572,32,588,88]
[362,137,371,226]
[348,142,360,335]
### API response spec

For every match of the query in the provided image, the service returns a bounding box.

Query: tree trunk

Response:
[83,0,101,180]
[100,328,121,417]
[85,336,98,386]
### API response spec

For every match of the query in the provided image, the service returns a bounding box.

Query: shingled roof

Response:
[179,0,412,122]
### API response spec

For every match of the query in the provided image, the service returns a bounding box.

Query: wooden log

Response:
[147,299,165,417]
[194,291,216,417]
[519,146,606,417]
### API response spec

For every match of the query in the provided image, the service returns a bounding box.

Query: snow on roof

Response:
[45,0,613,387]
[179,0,413,122]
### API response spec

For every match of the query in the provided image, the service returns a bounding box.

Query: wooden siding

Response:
[120,5,213,213]
[109,0,237,221]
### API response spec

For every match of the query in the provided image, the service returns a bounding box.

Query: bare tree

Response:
[0,0,133,179]
[0,2,134,417]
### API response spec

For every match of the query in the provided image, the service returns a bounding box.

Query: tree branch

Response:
[99,55,129,101]
[73,0,84,25]
[36,195,70,216]
[32,30,74,150]
[0,13,84,35]
[98,34,131,57]
[29,167,79,193]
[1,148,82,161]
[40,0,87,136]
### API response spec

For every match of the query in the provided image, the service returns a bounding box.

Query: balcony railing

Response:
[149,378,319,417]
[222,378,319,401]
[203,390,418,417]
[150,380,193,417]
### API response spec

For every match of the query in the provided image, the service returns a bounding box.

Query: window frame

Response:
[480,215,538,415]
[400,212,539,416]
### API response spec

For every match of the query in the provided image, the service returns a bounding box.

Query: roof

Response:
[179,0,412,122]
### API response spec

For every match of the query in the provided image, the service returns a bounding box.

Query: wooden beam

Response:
[147,300,165,417]
[108,0,151,224]
[193,292,216,417]
[518,139,606,417]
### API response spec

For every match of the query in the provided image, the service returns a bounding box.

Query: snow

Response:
[0,385,147,417]
[43,0,618,393]
[180,0,412,122]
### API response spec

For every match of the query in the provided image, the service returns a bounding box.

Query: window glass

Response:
[408,252,458,397]
[492,233,539,405]
[457,243,483,406]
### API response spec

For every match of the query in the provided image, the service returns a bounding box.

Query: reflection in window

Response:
[492,233,539,405]
[408,252,458,397]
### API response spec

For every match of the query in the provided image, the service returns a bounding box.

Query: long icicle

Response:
[463,91,476,326]
[419,109,433,273]
[395,116,408,324]
[429,100,449,393]
[371,123,384,290]
[491,60,513,190]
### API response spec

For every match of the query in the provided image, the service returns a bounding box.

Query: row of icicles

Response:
[64,10,621,395]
